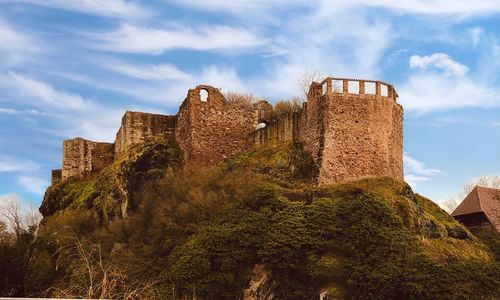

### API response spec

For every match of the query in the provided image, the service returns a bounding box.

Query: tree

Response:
[47,233,153,299]
[0,195,42,296]
[297,71,324,97]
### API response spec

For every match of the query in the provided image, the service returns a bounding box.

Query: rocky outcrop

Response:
[243,264,274,300]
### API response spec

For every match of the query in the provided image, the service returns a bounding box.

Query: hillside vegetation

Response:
[22,141,500,299]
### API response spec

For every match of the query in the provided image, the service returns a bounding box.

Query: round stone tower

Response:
[300,77,403,184]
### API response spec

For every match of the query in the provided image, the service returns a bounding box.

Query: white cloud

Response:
[410,53,469,76]
[17,176,49,194]
[244,2,394,100]
[0,18,41,68]
[170,0,500,17]
[52,108,125,142]
[0,156,39,172]
[345,0,500,16]
[0,108,17,114]
[404,174,429,188]
[88,24,266,54]
[404,153,443,188]
[469,27,483,48]
[399,73,498,112]
[105,62,193,81]
[1,0,150,19]
[200,66,247,92]
[0,72,94,111]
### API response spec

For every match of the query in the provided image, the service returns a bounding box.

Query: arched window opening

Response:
[200,89,209,102]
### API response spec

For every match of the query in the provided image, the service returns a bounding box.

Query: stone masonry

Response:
[250,77,403,183]
[50,77,404,186]
[61,138,114,180]
[115,111,176,156]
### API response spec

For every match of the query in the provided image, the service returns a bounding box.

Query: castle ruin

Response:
[50,77,403,185]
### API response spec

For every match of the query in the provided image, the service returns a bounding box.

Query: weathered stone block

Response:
[62,138,114,180]
[115,111,176,156]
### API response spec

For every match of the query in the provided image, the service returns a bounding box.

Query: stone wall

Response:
[251,77,403,185]
[51,169,62,185]
[51,78,403,186]
[250,112,299,146]
[176,85,257,166]
[62,138,114,180]
[115,111,176,156]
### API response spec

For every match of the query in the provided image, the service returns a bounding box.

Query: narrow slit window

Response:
[322,82,327,95]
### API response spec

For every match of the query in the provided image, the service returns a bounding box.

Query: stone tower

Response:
[304,77,403,184]
[251,77,403,185]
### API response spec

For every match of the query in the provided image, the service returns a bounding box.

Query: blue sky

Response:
[0,0,498,209]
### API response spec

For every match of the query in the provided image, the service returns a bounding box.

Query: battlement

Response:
[312,77,398,101]
[50,77,404,186]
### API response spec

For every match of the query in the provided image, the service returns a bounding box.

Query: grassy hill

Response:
[32,141,499,299]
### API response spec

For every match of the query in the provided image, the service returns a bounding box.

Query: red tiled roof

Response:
[452,186,500,231]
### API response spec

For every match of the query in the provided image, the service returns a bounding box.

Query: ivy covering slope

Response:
[30,141,499,299]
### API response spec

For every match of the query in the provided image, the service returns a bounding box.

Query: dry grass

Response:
[224,92,256,109]
[273,97,303,118]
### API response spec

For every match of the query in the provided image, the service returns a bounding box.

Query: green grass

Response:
[35,141,499,299]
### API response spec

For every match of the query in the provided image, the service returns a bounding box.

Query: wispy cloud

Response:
[410,53,469,77]
[404,153,443,188]
[170,0,500,17]
[0,0,150,19]
[0,72,94,111]
[0,156,39,172]
[0,108,17,114]
[87,24,266,54]
[0,17,41,68]
[17,176,49,194]
[399,72,498,112]
[105,61,193,81]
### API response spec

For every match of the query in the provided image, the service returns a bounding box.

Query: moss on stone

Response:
[40,139,183,221]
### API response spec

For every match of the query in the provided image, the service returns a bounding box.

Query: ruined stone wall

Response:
[176,85,258,166]
[115,111,176,156]
[51,79,403,186]
[51,169,62,185]
[298,82,327,171]
[250,112,299,146]
[62,138,114,180]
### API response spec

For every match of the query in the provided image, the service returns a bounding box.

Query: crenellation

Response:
[50,76,404,186]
